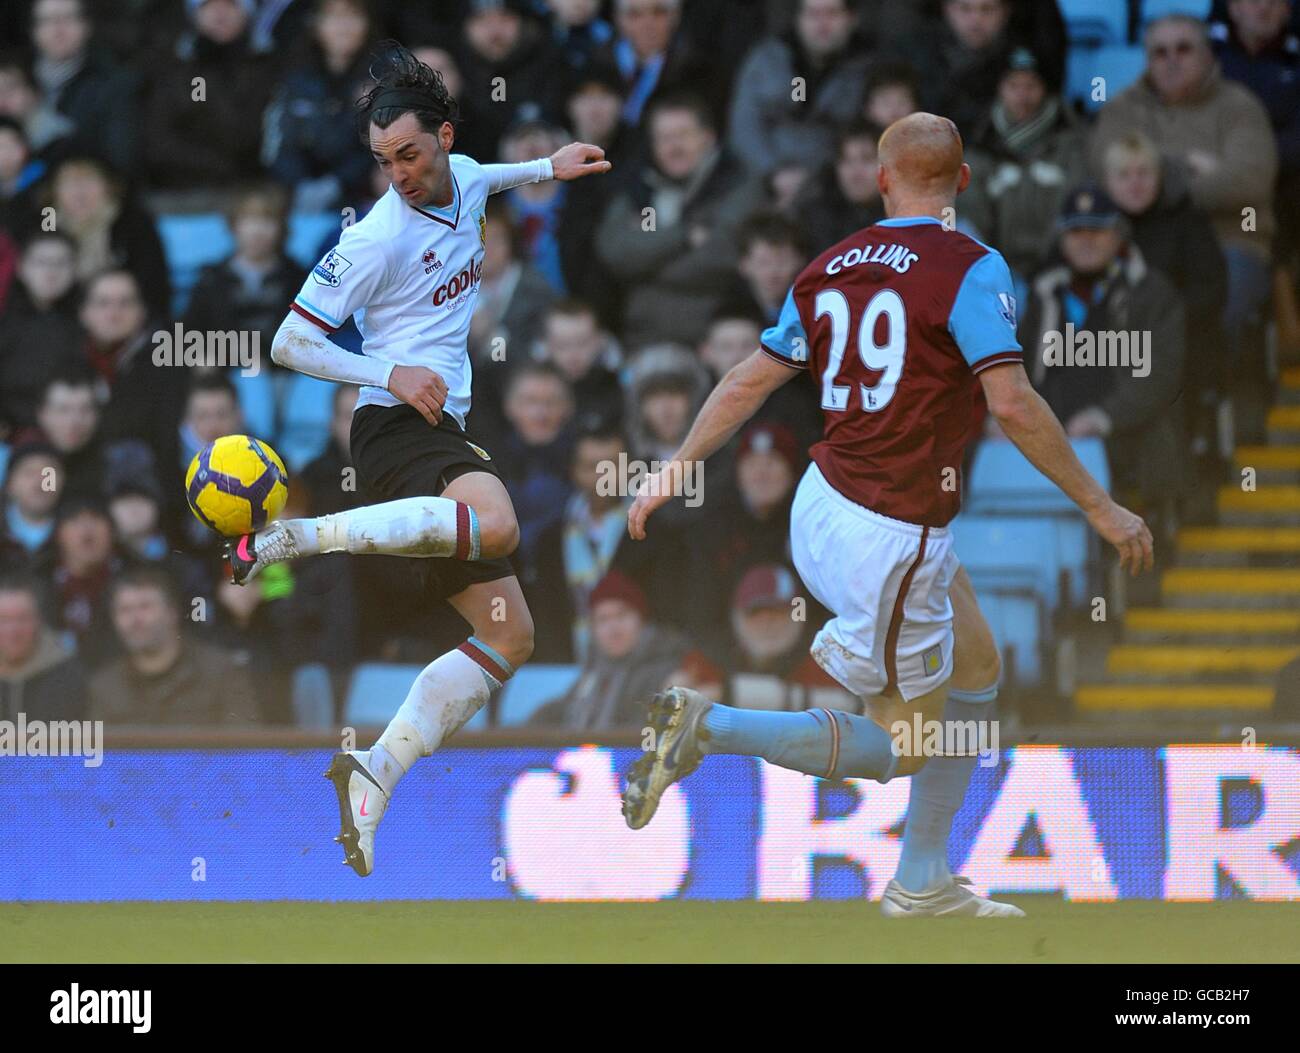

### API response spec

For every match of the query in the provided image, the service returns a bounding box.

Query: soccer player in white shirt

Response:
[226,45,611,876]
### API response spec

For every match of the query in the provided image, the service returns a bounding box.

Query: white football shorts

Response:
[791,461,958,702]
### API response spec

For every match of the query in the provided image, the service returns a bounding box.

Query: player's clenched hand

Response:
[627,467,674,541]
[387,365,448,426]
[550,142,612,181]
[1087,499,1154,576]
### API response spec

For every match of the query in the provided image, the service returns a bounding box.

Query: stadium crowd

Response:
[0,0,1296,728]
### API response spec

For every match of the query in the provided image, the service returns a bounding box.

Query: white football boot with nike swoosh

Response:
[325,751,390,877]
[880,876,1026,918]
[622,687,712,830]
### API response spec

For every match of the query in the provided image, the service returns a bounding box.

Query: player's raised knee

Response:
[480,612,534,670]
[475,511,520,560]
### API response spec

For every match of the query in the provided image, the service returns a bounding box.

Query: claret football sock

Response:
[271,496,481,561]
[895,684,998,894]
[701,704,898,783]
[369,638,513,793]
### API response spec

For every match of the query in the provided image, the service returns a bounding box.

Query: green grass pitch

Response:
[2,901,1298,963]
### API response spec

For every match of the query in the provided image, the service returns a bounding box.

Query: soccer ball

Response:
[185,434,289,537]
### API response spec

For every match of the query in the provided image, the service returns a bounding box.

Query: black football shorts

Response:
[349,402,515,600]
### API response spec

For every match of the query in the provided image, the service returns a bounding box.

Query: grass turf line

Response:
[2,901,1298,963]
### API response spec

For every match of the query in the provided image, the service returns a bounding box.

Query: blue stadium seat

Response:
[1066,44,1147,113]
[1141,0,1211,24]
[344,663,490,731]
[287,212,341,270]
[157,212,234,314]
[276,374,337,471]
[1059,0,1129,45]
[952,514,1063,608]
[966,438,1110,515]
[967,587,1046,685]
[496,664,582,726]
[230,370,277,442]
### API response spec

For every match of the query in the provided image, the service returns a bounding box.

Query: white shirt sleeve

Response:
[481,157,554,195]
[271,310,395,389]
[290,223,392,334]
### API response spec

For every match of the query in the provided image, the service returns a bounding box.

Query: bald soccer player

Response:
[620,114,1152,918]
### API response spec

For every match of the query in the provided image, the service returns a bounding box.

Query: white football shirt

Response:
[291,153,498,429]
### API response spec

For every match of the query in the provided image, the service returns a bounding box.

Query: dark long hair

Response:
[355,40,459,144]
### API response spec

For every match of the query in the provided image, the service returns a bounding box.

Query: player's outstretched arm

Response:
[979,363,1154,575]
[270,311,448,425]
[481,144,611,196]
[628,350,797,540]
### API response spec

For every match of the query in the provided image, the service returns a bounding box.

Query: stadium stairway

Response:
[1073,367,1300,718]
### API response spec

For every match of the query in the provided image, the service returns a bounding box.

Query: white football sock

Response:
[266,496,479,562]
[369,638,514,793]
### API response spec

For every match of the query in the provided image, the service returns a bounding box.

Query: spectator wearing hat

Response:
[789,119,886,258]
[142,0,275,190]
[0,572,88,722]
[1101,130,1229,460]
[1,442,63,565]
[713,563,852,711]
[1019,184,1188,532]
[961,46,1088,282]
[455,0,565,161]
[525,421,689,661]
[1092,14,1277,441]
[726,0,874,179]
[90,566,259,725]
[596,92,766,348]
[28,0,141,175]
[528,568,687,729]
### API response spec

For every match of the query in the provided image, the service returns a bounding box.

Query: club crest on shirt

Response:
[466,441,491,461]
[312,248,352,287]
[997,291,1017,327]
[421,247,443,274]
[922,644,944,677]
[476,209,487,249]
